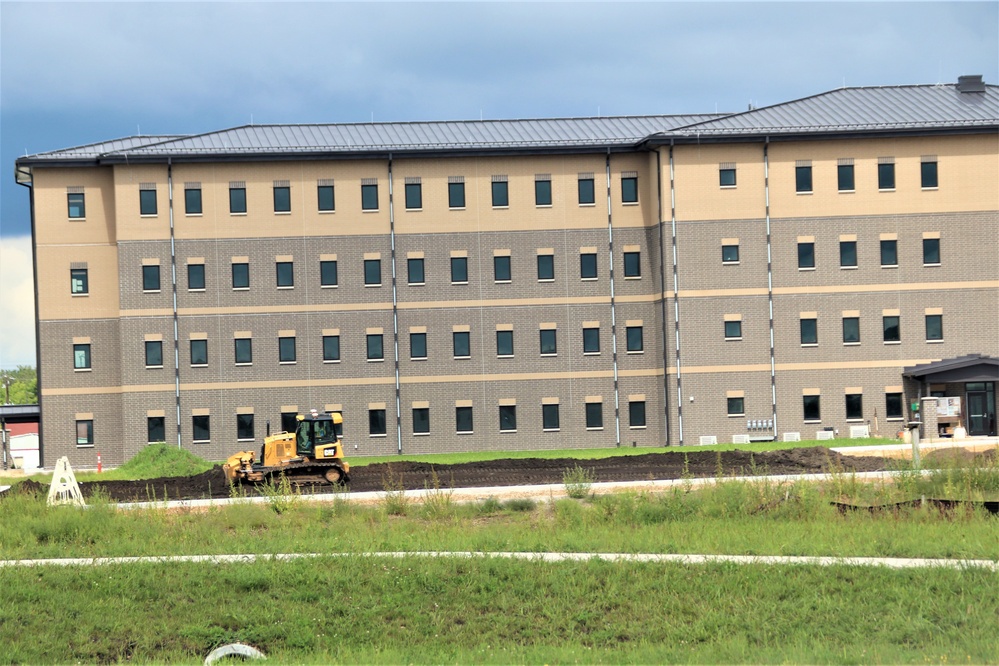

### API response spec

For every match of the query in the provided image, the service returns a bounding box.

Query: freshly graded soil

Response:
[62,446,893,503]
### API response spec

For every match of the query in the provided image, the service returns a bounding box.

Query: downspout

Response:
[655,149,671,445]
[387,155,402,454]
[15,167,43,467]
[605,149,620,447]
[763,139,778,437]
[167,159,181,448]
[669,142,683,445]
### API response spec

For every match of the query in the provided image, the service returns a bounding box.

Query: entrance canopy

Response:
[903,354,999,383]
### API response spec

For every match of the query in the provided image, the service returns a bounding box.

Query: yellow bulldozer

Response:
[223,410,350,486]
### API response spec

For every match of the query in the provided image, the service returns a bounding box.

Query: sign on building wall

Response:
[936,397,961,417]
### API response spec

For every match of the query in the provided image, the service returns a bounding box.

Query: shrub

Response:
[563,464,595,499]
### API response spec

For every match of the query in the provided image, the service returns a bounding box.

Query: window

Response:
[795,165,812,193]
[491,179,508,207]
[404,181,422,209]
[185,186,202,214]
[361,182,378,210]
[797,242,815,269]
[803,395,821,422]
[188,264,205,290]
[800,318,818,346]
[499,405,517,432]
[408,258,425,285]
[145,340,163,367]
[542,403,560,430]
[364,259,381,286]
[68,192,86,218]
[724,320,742,340]
[925,314,943,341]
[73,343,91,370]
[280,412,298,435]
[190,339,208,366]
[837,164,855,191]
[320,260,338,287]
[719,167,736,187]
[722,245,739,263]
[453,331,470,358]
[235,338,252,364]
[886,393,904,420]
[139,187,157,215]
[456,406,473,433]
[878,161,895,189]
[535,178,552,206]
[843,317,860,344]
[451,256,468,284]
[621,175,638,203]
[71,268,89,294]
[883,316,900,343]
[537,254,554,281]
[580,253,597,279]
[585,402,603,429]
[279,336,296,363]
[539,329,557,356]
[147,416,165,443]
[626,326,643,352]
[318,183,335,211]
[629,401,646,428]
[229,185,247,214]
[323,335,340,362]
[496,330,514,357]
[845,394,863,420]
[413,408,430,434]
[448,180,465,208]
[369,409,386,436]
[727,397,745,416]
[923,238,940,265]
[273,185,291,213]
[623,251,641,278]
[921,160,938,188]
[880,240,898,267]
[840,241,857,268]
[366,334,383,361]
[76,419,94,447]
[578,175,595,205]
[237,413,255,441]
[232,263,249,289]
[276,262,294,288]
[192,415,210,442]
[142,265,161,291]
[582,327,600,354]
[410,332,427,359]
[494,255,511,282]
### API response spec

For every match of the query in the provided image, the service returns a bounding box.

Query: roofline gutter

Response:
[645,124,999,147]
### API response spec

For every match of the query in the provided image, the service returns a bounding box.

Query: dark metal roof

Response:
[903,354,999,380]
[0,404,40,423]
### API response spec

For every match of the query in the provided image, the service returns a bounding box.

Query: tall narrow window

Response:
[845,394,863,420]
[229,183,247,214]
[273,183,291,213]
[76,419,94,447]
[320,260,338,287]
[234,338,253,364]
[279,336,296,363]
[797,242,815,269]
[886,393,904,420]
[323,335,340,362]
[68,191,86,218]
[883,316,900,343]
[623,251,641,278]
[629,400,646,428]
[923,238,940,265]
[795,164,812,193]
[448,178,465,208]
[842,317,860,344]
[192,415,210,442]
[404,179,422,209]
[145,340,163,367]
[921,159,938,188]
[185,184,202,214]
[188,264,206,290]
[585,402,603,429]
[839,241,857,268]
[407,258,425,285]
[456,406,473,433]
[451,256,468,284]
[621,174,638,203]
[800,318,818,346]
[237,413,255,441]
[580,253,597,279]
[496,330,514,357]
[542,403,560,431]
[491,177,508,207]
[147,416,166,443]
[626,326,643,352]
[413,408,430,434]
[364,259,381,286]
[499,405,517,432]
[142,265,161,291]
[190,339,208,366]
[453,331,471,358]
[582,327,600,354]
[539,329,557,356]
[880,240,898,267]
[878,160,895,190]
[410,332,427,359]
[577,174,595,205]
[494,255,511,282]
[535,176,552,206]
[139,185,157,215]
[925,314,943,341]
[318,181,335,211]
[366,334,384,361]
[537,254,554,281]
[232,262,250,289]
[70,268,89,294]
[368,409,387,436]
[276,261,294,288]
[803,395,821,422]
[361,181,378,210]
[73,343,91,370]
[837,163,855,191]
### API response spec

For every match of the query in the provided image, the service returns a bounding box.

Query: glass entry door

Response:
[966,382,996,436]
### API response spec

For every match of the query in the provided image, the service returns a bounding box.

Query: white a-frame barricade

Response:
[47,456,85,506]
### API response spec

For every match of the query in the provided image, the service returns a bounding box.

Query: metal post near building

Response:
[908,420,922,468]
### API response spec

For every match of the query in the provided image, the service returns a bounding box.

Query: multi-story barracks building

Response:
[15,76,999,467]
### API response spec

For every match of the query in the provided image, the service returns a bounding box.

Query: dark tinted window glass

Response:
[147,416,165,443]
[68,192,86,218]
[73,343,91,369]
[542,404,560,430]
[797,242,815,269]
[878,162,895,189]
[803,395,821,421]
[499,405,517,431]
[448,181,465,208]
[192,415,210,441]
[369,409,387,436]
[366,334,383,360]
[883,316,900,342]
[727,397,745,415]
[535,180,552,206]
[621,176,638,202]
[840,241,857,267]
[626,326,643,352]
[578,177,595,205]
[629,401,646,427]
[722,245,739,263]
[453,331,470,358]
[279,337,296,362]
[491,181,508,207]
[230,187,247,214]
[800,319,818,345]
[276,262,294,287]
[537,254,554,281]
[886,393,903,419]
[582,327,600,353]
[842,317,860,343]
[235,338,252,364]
[880,240,897,266]
[719,168,736,187]
[922,238,940,265]
[795,166,812,193]
[237,414,255,440]
[494,256,511,282]
[405,182,422,209]
[364,259,381,285]
[408,258,425,284]
[361,183,378,210]
[410,332,427,359]
[140,189,157,215]
[456,406,473,433]
[71,268,89,294]
[273,186,291,213]
[921,161,938,188]
[725,321,742,339]
[320,260,338,286]
[540,329,557,355]
[188,264,205,290]
[76,419,93,446]
[142,265,160,291]
[496,330,514,356]
[623,251,641,277]
[318,185,335,211]
[413,408,430,434]
[846,394,863,420]
[190,339,208,366]
[185,188,202,214]
[323,335,340,361]
[145,340,163,367]
[451,256,468,283]
[925,315,943,341]
[580,253,597,279]
[585,402,603,428]
[837,164,855,191]
[232,263,249,289]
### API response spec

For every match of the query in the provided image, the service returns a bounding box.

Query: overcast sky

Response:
[0,0,997,368]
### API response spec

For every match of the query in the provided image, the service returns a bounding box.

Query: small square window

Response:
[880,240,898,267]
[413,408,430,435]
[68,192,86,218]
[320,260,338,287]
[535,179,552,206]
[494,255,511,282]
[623,251,641,278]
[323,335,340,362]
[453,331,471,358]
[537,254,554,281]
[797,242,815,269]
[803,395,821,422]
[142,265,161,291]
[368,409,386,436]
[582,327,600,354]
[542,403,560,430]
[496,330,514,357]
[886,393,904,420]
[629,401,646,428]
[145,340,163,367]
[883,316,900,343]
[491,180,508,207]
[410,332,427,360]
[361,183,379,210]
[840,241,857,268]
[539,329,557,356]
[922,238,940,265]
[76,419,94,447]
[190,339,208,366]
[237,413,255,441]
[408,258,425,285]
[837,164,855,191]
[456,406,473,433]
[845,394,863,420]
[878,162,895,190]
[234,338,253,364]
[276,261,294,288]
[580,253,598,279]
[626,326,643,353]
[192,415,210,442]
[318,184,335,212]
[925,314,943,341]
[842,317,860,344]
[71,268,89,294]
[800,318,818,345]
[230,186,247,214]
[448,181,465,208]
[724,320,742,340]
[921,161,938,188]
[405,182,422,210]
[722,245,739,263]
[795,166,812,193]
[232,263,250,289]
[147,416,165,443]
[727,397,745,416]
[499,405,517,432]
[185,187,202,215]
[451,256,468,284]
[364,259,381,286]
[273,186,291,213]
[279,336,297,363]
[585,402,603,429]
[188,264,206,290]
[140,188,158,215]
[719,168,736,187]
[366,334,384,361]
[621,175,638,202]
[73,343,91,370]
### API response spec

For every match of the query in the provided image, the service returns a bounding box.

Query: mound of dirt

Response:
[80,466,232,502]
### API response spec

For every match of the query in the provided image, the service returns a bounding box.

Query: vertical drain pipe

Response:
[167,159,181,448]
[763,140,778,437]
[387,155,402,455]
[655,149,671,445]
[669,142,683,445]
[605,149,621,447]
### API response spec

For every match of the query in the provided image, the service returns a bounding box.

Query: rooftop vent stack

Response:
[956,75,985,93]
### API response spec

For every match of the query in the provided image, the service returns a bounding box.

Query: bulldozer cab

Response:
[295,412,342,456]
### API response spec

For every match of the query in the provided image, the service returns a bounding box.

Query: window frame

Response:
[629,400,647,428]
[70,268,89,295]
[366,334,384,361]
[320,260,338,287]
[412,407,430,435]
[585,402,603,429]
[453,331,471,359]
[582,327,600,354]
[237,413,255,441]
[190,339,208,366]
[795,165,812,193]
[68,192,86,219]
[842,317,861,344]
[724,320,743,340]
[276,261,294,288]
[456,406,473,433]
[839,241,858,268]
[626,326,644,353]
[147,416,166,444]
[273,185,291,213]
[542,403,560,431]
[883,316,901,343]
[73,343,91,370]
[925,314,943,342]
[623,251,641,278]
[803,395,821,422]
[234,338,253,365]
[144,340,163,368]
[536,254,554,281]
[491,180,509,207]
[922,238,940,266]
[878,162,896,190]
[577,177,595,205]
[76,419,94,447]
[361,183,379,211]
[921,160,938,189]
[727,397,745,417]
[187,263,206,291]
[363,259,382,286]
[496,330,514,357]
[845,394,864,421]
[448,181,466,209]
[580,253,598,280]
[539,329,557,356]
[410,332,427,360]
[278,336,297,364]
[880,240,898,267]
[493,255,512,283]
[232,263,250,290]
[621,175,639,203]
[192,415,210,442]
[404,182,422,210]
[837,164,855,192]
[139,188,158,216]
[719,167,736,188]
[534,179,552,206]
[322,335,341,362]
[721,245,739,264]
[800,318,818,346]
[142,265,161,292]
[368,408,387,436]
[499,405,517,432]
[797,242,815,270]
[450,256,468,284]
[229,186,247,214]
[184,187,202,215]
[407,257,425,285]
[886,393,904,420]
[317,184,335,212]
